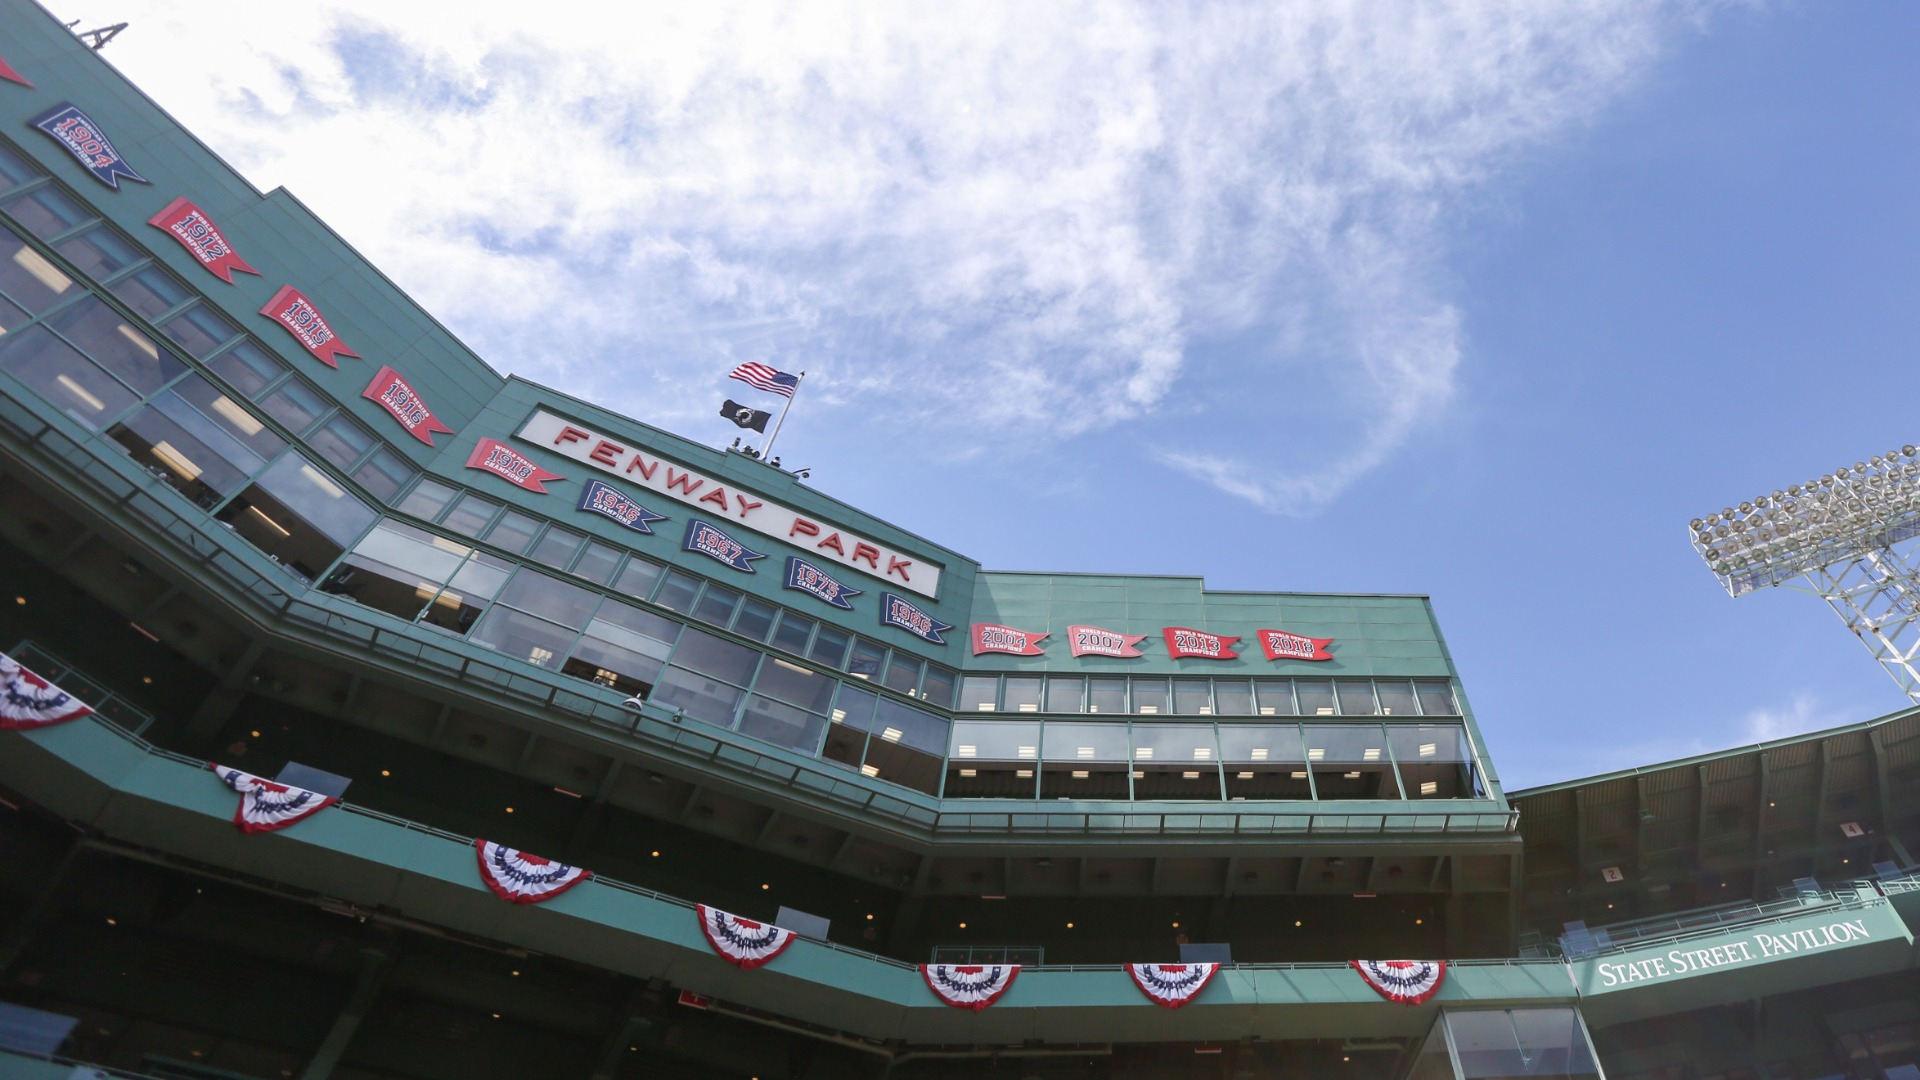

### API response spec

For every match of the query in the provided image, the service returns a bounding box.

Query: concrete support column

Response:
[298,948,392,1080]
[182,639,268,745]
[585,986,656,1080]
[0,839,86,976]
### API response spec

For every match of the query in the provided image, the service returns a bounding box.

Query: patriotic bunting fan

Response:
[921,964,1019,1011]
[212,765,337,833]
[1351,959,1447,1005]
[0,651,93,730]
[696,904,796,969]
[475,840,591,904]
[1126,963,1219,1009]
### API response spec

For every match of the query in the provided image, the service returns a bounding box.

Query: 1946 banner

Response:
[577,479,665,535]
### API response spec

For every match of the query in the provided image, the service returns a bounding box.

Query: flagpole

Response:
[760,370,803,459]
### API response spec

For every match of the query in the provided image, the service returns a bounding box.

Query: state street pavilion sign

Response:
[518,410,942,599]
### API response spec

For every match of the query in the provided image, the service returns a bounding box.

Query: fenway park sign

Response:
[517,410,941,598]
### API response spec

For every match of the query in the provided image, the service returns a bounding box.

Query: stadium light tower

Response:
[1692,444,1920,702]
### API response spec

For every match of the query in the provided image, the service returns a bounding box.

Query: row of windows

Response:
[956,673,1458,718]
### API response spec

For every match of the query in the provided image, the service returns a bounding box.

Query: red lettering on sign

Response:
[851,542,880,569]
[554,426,590,446]
[886,556,912,582]
[734,495,763,517]
[625,454,659,481]
[789,519,820,540]
[665,469,703,495]
[698,486,730,508]
[816,533,846,556]
[589,440,623,466]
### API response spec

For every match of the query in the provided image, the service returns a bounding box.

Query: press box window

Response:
[1002,675,1042,713]
[0,185,91,240]
[0,223,76,319]
[860,697,946,795]
[108,265,191,322]
[945,719,1039,798]
[395,478,459,521]
[57,225,142,280]
[1389,724,1481,799]
[1040,722,1128,799]
[215,452,375,583]
[108,375,279,508]
[1302,723,1400,799]
[47,296,184,399]
[1219,724,1313,800]
[325,520,473,621]
[469,569,599,669]
[257,378,328,436]
[1132,724,1222,800]
[206,341,290,400]
[157,303,240,359]
[564,598,679,697]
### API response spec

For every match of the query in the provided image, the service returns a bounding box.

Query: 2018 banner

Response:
[31,102,145,188]
[1258,629,1335,662]
[147,197,259,283]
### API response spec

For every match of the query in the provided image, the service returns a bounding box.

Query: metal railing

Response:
[1557,879,1894,960]
[6,640,158,735]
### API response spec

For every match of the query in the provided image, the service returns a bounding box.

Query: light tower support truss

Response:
[1691,444,1920,704]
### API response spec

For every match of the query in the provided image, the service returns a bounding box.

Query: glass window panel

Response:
[1376,679,1419,717]
[494,568,598,628]
[1173,678,1213,715]
[108,264,190,320]
[56,226,141,279]
[1086,677,1126,715]
[950,720,1041,762]
[332,519,470,619]
[808,625,848,668]
[48,296,183,396]
[0,141,39,187]
[394,478,458,521]
[0,225,76,313]
[1447,1008,1601,1079]
[1214,679,1254,716]
[846,638,885,680]
[1218,724,1308,764]
[863,698,946,794]
[471,605,578,668]
[770,611,814,655]
[483,509,541,555]
[732,597,777,642]
[612,556,663,600]
[257,379,328,435]
[527,525,584,570]
[1042,675,1083,713]
[250,453,374,546]
[1,186,89,239]
[308,412,375,470]
[571,541,623,586]
[1042,722,1128,762]
[158,304,239,358]
[0,292,24,334]
[1133,724,1218,762]
[566,599,678,693]
[652,666,745,727]
[959,675,999,712]
[1131,678,1169,715]
[669,627,759,686]
[170,374,286,459]
[753,656,835,713]
[1416,681,1459,715]
[738,695,827,754]
[920,664,957,709]
[1296,679,1337,716]
[0,325,137,426]
[420,551,511,633]
[1002,675,1043,713]
[831,683,877,733]
[653,570,700,613]
[111,402,251,507]
[882,651,922,694]
[1302,723,1399,799]
[440,492,500,538]
[214,453,373,581]
[1336,680,1379,716]
[690,583,740,627]
[1390,724,1481,799]
[1040,723,1129,799]
[1253,679,1295,716]
[352,447,415,504]
[207,341,287,399]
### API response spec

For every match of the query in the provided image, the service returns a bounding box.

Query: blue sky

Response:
[63,1,1920,787]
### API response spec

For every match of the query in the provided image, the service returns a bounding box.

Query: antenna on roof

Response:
[66,21,128,50]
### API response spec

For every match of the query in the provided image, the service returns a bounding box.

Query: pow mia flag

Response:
[720,398,771,433]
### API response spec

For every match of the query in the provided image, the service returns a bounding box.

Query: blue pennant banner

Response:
[784,556,861,610]
[31,103,147,189]
[881,592,952,645]
[578,479,666,535]
[683,518,764,572]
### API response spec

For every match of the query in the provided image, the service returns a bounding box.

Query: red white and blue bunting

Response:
[0,652,93,730]
[921,964,1019,1010]
[696,904,796,969]
[475,840,591,904]
[1351,960,1447,1005]
[211,765,338,833]
[1126,963,1218,1009]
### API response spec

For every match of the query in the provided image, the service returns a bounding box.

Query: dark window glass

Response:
[753,656,835,714]
[565,599,678,695]
[823,683,876,769]
[1296,679,1337,716]
[1131,678,1169,715]
[306,413,373,470]
[207,341,287,399]
[1254,679,1294,716]
[352,447,415,504]
[171,375,287,459]
[395,478,458,521]
[1040,721,1129,799]
[1376,680,1419,717]
[0,141,38,187]
[257,379,327,435]
[770,611,814,654]
[920,665,957,709]
[326,520,469,622]
[1042,675,1083,713]
[1389,724,1480,799]
[158,304,239,358]
[1336,680,1378,716]
[1219,724,1312,799]
[420,551,511,633]
[49,296,183,396]
[108,265,190,320]
[527,526,584,570]
[214,452,374,582]
[733,598,777,642]
[669,627,759,686]
[864,697,947,795]
[847,638,885,680]
[653,570,700,613]
[1173,678,1213,715]
[946,719,1040,798]
[1087,677,1126,715]
[1132,724,1223,801]
[1303,723,1399,799]
[1002,675,1042,713]
[1214,679,1254,716]
[483,510,540,554]
[738,696,826,754]
[1416,682,1459,715]
[571,541,623,585]
[471,605,579,669]
[441,492,500,538]
[808,625,848,668]
[0,324,137,426]
[0,293,23,334]
[0,186,89,239]
[882,651,922,694]
[958,675,998,712]
[691,583,740,627]
[0,224,74,314]
[652,667,744,727]
[494,568,598,627]
[109,393,258,507]
[56,226,141,279]
[613,556,663,600]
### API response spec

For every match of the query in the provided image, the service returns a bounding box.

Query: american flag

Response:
[728,362,800,399]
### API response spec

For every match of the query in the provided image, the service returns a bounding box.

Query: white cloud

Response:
[1743,691,1839,743]
[63,0,1709,509]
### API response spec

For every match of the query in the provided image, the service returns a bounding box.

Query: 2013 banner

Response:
[1162,627,1241,661]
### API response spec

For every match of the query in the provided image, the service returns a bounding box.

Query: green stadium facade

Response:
[0,3,1916,1077]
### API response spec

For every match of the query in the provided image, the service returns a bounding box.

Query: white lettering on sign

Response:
[1589,917,1874,990]
[517,409,941,598]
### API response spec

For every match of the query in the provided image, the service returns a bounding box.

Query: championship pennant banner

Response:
[1258,629,1335,662]
[696,905,796,969]
[1067,625,1145,658]
[921,965,1018,1010]
[0,651,93,730]
[466,438,562,494]
[1351,960,1447,1005]
[474,840,591,904]
[362,366,454,446]
[1126,963,1218,1009]
[260,285,360,367]
[578,479,665,535]
[0,54,32,88]
[1163,627,1241,661]
[211,765,337,833]
[31,103,145,188]
[971,623,1046,656]
[684,519,764,572]
[147,197,259,283]
[884,593,952,645]
[785,556,860,609]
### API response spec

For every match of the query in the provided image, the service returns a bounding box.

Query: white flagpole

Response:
[760,370,803,459]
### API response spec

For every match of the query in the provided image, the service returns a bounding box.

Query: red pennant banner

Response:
[1351,960,1447,1005]
[0,55,32,88]
[696,904,796,969]
[466,437,562,494]
[211,765,338,833]
[1067,624,1146,659]
[971,623,1047,657]
[147,197,259,284]
[362,366,455,446]
[0,651,93,730]
[260,285,360,368]
[1126,963,1219,1009]
[921,964,1018,1010]
[474,840,591,904]
[1258,629,1335,662]
[1163,627,1241,661]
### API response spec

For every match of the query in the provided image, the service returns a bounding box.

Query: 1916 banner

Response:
[362,366,455,446]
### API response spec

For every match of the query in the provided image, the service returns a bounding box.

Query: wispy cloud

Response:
[1743,691,1840,743]
[74,0,1709,508]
